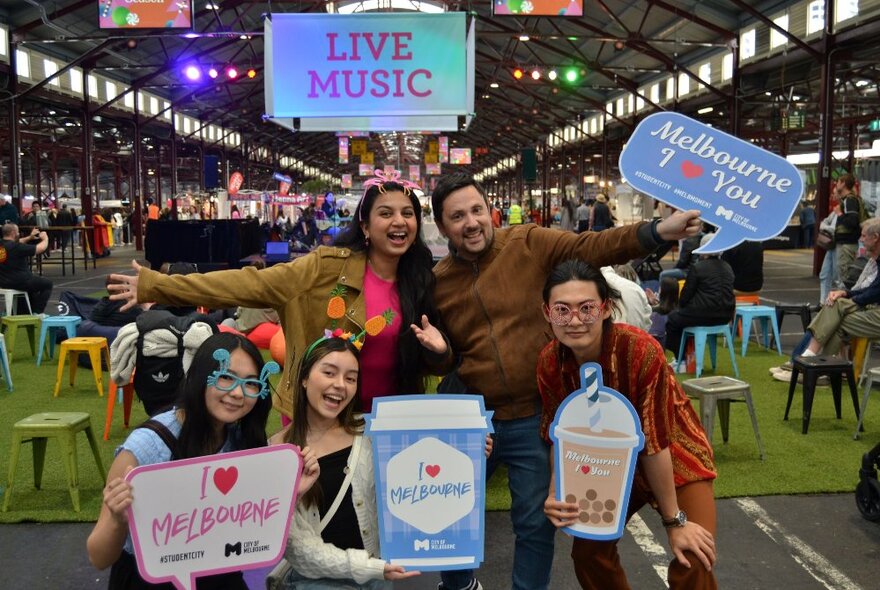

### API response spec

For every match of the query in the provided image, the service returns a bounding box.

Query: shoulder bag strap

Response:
[137,419,179,460]
[319,434,363,532]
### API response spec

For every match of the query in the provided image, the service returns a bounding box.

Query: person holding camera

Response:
[0,223,52,314]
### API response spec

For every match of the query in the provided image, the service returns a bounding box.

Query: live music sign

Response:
[265,13,468,120]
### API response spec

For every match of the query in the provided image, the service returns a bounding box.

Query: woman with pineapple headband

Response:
[108,169,451,421]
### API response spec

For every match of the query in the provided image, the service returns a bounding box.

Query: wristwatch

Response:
[662,510,687,528]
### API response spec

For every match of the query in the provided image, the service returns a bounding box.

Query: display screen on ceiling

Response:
[99,0,194,29]
[450,148,472,165]
[493,0,583,17]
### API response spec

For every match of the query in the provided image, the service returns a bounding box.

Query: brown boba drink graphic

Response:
[549,364,645,539]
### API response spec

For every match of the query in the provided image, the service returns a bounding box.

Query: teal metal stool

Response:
[36,316,82,366]
[678,324,739,379]
[0,333,11,391]
[734,305,783,357]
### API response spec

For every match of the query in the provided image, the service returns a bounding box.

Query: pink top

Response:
[359,264,401,412]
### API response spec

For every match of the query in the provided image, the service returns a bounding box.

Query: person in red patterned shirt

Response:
[539,260,717,590]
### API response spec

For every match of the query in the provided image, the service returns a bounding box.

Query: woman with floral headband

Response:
[107,169,451,423]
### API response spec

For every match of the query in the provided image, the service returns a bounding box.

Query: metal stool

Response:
[0,333,12,391]
[0,289,32,316]
[733,305,783,356]
[2,412,106,512]
[854,367,880,440]
[104,377,135,441]
[53,337,110,398]
[0,315,43,362]
[785,355,860,434]
[36,315,82,366]
[681,376,765,460]
[677,324,739,379]
[775,303,813,332]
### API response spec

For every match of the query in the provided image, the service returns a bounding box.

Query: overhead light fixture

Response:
[226,66,239,79]
[531,69,541,80]
[183,65,201,81]
[247,68,257,79]
[513,68,524,80]
[519,34,530,41]
[697,106,714,114]
[205,2,220,9]
[490,82,499,88]
[208,67,219,79]
[548,70,558,81]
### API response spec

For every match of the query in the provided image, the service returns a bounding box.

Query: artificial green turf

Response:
[0,334,875,521]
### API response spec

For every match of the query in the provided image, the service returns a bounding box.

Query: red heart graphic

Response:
[580,465,591,474]
[681,161,704,179]
[425,464,441,478]
[213,467,238,495]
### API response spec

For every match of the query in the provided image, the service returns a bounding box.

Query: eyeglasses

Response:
[207,371,269,399]
[545,302,606,326]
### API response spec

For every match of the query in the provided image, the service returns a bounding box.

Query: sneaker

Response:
[438,581,482,590]
[780,361,793,371]
[771,368,830,386]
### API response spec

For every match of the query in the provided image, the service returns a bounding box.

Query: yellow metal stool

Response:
[2,412,106,512]
[53,337,110,398]
[0,315,43,362]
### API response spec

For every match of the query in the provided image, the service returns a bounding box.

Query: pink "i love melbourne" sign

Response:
[125,445,302,590]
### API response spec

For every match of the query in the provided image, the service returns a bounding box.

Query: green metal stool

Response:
[2,412,106,512]
[0,315,44,362]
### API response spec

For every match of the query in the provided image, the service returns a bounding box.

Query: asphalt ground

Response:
[2,243,879,589]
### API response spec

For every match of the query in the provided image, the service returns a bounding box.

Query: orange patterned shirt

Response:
[538,323,716,494]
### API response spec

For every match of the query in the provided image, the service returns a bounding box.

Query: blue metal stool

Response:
[678,324,739,379]
[36,316,82,366]
[734,305,783,357]
[0,333,12,391]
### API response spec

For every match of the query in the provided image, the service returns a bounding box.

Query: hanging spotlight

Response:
[208,67,219,79]
[184,65,201,81]
[246,68,257,79]
[490,82,499,88]
[564,68,579,83]
[531,69,541,80]
[226,66,239,79]
[512,68,524,80]
[548,69,558,81]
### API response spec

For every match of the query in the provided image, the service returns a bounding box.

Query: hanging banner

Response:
[228,172,244,196]
[339,137,350,164]
[439,136,449,164]
[409,165,421,182]
[278,182,291,196]
[362,152,375,165]
[425,153,439,165]
[426,163,441,175]
[359,164,374,176]
[352,140,368,157]
[272,194,311,206]
[366,396,493,571]
[265,13,473,132]
[126,445,301,590]
[619,112,803,253]
[341,174,353,189]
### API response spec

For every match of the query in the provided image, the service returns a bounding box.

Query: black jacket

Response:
[679,257,735,319]
[721,241,763,292]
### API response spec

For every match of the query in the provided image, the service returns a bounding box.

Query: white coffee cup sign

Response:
[126,444,302,590]
[550,363,645,540]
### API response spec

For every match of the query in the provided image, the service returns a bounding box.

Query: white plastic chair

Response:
[0,289,32,316]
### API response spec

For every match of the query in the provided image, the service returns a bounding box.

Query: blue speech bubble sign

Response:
[619,112,803,253]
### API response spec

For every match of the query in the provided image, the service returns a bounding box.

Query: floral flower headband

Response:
[357,168,421,221]
[303,284,396,359]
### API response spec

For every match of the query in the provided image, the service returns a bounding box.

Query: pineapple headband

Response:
[303,284,396,360]
[357,168,422,222]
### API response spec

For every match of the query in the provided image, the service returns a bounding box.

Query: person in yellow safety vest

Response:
[508,201,524,225]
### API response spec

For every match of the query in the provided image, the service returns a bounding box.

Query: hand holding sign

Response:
[126,445,302,590]
[620,112,803,253]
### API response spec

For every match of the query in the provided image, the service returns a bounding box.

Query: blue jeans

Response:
[658,268,687,284]
[440,414,555,590]
[819,249,836,303]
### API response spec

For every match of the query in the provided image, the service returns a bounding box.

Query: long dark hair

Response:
[542,260,621,332]
[285,337,364,508]
[654,276,680,315]
[176,332,272,459]
[335,182,439,393]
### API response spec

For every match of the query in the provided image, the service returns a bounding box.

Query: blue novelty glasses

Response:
[207,372,269,399]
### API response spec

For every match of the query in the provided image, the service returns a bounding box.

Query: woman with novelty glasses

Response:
[107,170,451,423]
[537,261,718,590]
[87,333,319,589]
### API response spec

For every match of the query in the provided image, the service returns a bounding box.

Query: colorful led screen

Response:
[450,148,472,165]
[493,0,582,16]
[99,0,193,29]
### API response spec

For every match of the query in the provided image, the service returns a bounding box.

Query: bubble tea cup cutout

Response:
[549,362,645,540]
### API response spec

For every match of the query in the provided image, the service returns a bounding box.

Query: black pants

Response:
[109,550,247,590]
